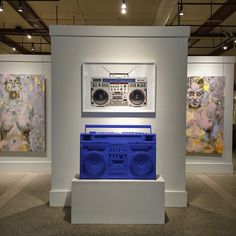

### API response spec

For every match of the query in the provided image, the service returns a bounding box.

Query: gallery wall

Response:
[187,56,235,173]
[0,55,51,172]
[0,52,234,195]
[50,26,190,207]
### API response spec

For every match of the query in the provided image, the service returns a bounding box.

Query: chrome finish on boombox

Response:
[91,77,147,107]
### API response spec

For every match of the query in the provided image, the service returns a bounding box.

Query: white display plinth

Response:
[71,175,165,224]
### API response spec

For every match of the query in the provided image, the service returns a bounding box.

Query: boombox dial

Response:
[91,77,147,107]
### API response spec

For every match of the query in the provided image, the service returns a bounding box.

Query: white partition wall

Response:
[50,26,190,207]
[0,55,51,172]
[187,56,235,173]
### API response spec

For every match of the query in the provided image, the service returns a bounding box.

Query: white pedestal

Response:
[71,175,165,224]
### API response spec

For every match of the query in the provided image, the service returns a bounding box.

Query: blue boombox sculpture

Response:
[80,125,156,180]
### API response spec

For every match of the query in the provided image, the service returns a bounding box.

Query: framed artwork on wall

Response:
[82,63,156,116]
[186,76,225,156]
[0,74,46,153]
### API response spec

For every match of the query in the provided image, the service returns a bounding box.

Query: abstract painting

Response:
[186,76,225,155]
[0,74,45,152]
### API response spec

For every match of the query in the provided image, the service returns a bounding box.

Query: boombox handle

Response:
[110,72,129,77]
[85,124,152,134]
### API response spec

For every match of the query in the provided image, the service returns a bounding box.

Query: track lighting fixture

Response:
[27,34,32,39]
[0,0,3,12]
[223,45,227,50]
[179,10,184,16]
[121,0,127,14]
[179,0,184,16]
[18,0,23,12]
[31,43,35,51]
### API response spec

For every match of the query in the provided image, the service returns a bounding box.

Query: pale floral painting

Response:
[0,74,45,152]
[186,76,225,155]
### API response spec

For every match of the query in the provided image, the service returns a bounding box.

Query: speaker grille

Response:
[130,151,154,177]
[129,89,145,105]
[92,89,109,105]
[83,151,105,177]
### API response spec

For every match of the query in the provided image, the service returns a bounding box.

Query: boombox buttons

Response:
[91,77,147,107]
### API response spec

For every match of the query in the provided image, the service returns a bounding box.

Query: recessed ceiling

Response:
[0,0,235,56]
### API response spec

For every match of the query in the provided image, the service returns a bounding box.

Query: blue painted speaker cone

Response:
[130,152,154,177]
[84,151,105,176]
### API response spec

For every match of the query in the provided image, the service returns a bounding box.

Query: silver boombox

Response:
[91,77,147,107]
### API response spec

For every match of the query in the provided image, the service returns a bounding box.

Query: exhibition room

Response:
[0,0,236,235]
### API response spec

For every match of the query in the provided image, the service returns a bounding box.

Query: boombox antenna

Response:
[127,66,137,75]
[102,66,111,75]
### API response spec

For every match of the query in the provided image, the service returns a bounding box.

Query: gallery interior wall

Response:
[0,53,234,199]
[0,55,51,172]
[186,56,235,173]
[50,25,190,207]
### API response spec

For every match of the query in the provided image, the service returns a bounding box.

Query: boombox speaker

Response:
[80,125,156,180]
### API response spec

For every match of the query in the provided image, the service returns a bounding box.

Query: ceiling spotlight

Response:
[179,0,184,16]
[27,34,32,39]
[121,0,127,14]
[234,39,236,43]
[31,43,35,51]
[121,0,127,9]
[0,1,3,12]
[121,8,127,14]
[179,10,184,16]
[223,45,228,50]
[18,0,23,12]
[12,47,16,51]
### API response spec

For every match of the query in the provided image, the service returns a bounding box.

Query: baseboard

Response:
[50,189,187,208]
[0,161,51,172]
[50,190,71,207]
[165,190,187,207]
[186,162,233,174]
